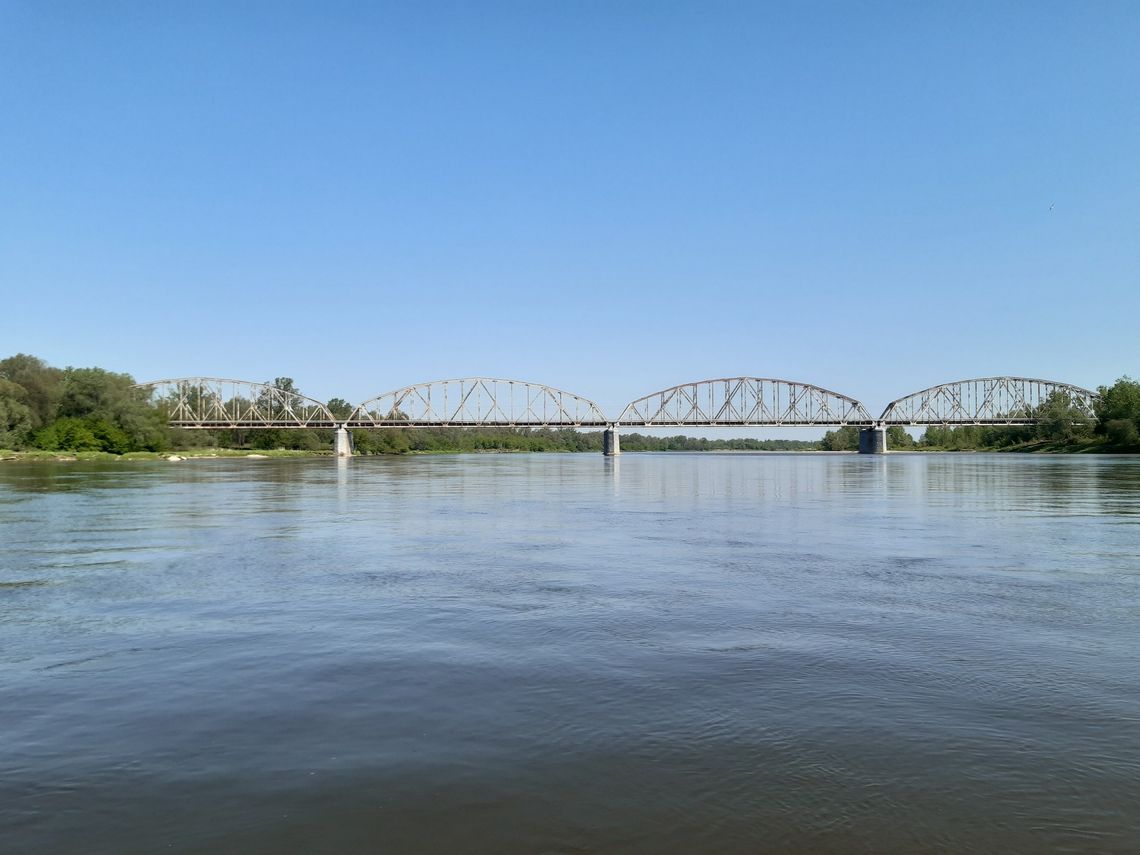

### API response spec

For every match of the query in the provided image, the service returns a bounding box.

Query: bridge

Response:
[132,375,1097,456]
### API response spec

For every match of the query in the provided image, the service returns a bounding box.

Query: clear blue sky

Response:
[2,1,1137,422]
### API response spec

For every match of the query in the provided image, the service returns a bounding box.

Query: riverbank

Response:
[2,442,1132,462]
[0,448,335,462]
[918,438,1123,454]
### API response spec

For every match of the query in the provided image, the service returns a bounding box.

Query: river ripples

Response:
[2,453,1139,853]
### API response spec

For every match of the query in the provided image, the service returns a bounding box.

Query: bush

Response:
[87,417,132,454]
[1095,377,1140,435]
[886,426,915,449]
[820,426,860,450]
[1105,419,1139,449]
[34,418,101,451]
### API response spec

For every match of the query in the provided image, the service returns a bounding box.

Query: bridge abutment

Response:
[335,426,354,457]
[603,426,620,456]
[858,426,887,454]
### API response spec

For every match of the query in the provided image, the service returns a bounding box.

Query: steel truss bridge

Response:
[133,375,1098,454]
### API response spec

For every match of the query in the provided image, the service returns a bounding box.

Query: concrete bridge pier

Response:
[603,425,621,457]
[335,426,354,457]
[859,425,887,454]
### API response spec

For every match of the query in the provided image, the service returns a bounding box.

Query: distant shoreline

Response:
[1,444,1129,463]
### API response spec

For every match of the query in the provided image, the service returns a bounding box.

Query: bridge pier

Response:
[859,426,887,454]
[603,425,620,456]
[335,426,354,457]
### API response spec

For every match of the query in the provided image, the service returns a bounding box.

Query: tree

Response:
[55,367,168,451]
[246,378,347,450]
[1033,390,1093,442]
[819,425,860,451]
[0,356,169,452]
[0,353,61,429]
[1105,419,1139,449]
[886,425,915,449]
[0,378,34,448]
[1095,377,1140,439]
[34,417,101,452]
[353,428,411,454]
[256,377,301,422]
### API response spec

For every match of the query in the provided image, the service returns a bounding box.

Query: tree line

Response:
[819,386,1140,452]
[2,354,1139,454]
[0,354,169,453]
[351,429,821,455]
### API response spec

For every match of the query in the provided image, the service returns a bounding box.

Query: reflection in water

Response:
[1,453,1139,854]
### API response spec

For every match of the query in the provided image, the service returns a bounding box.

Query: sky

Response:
[2,1,1138,425]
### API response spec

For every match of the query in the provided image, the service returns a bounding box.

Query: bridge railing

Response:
[133,378,340,429]
[617,377,873,426]
[137,374,1101,434]
[879,377,1097,425]
[347,378,610,427]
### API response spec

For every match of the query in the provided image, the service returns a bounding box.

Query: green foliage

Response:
[326,398,354,419]
[920,424,1035,450]
[0,378,35,448]
[169,428,218,449]
[249,429,285,450]
[87,417,133,454]
[348,428,821,455]
[354,427,583,455]
[34,417,101,451]
[918,390,1098,450]
[262,377,300,399]
[33,416,133,453]
[886,426,916,449]
[618,434,818,452]
[917,377,1137,452]
[1105,419,1139,448]
[253,377,300,423]
[1095,377,1140,448]
[3,353,1137,456]
[0,358,171,453]
[1095,376,1140,425]
[0,354,62,429]
[377,429,412,454]
[248,428,326,451]
[1033,390,1093,441]
[57,367,169,451]
[819,426,860,451]
[292,430,324,451]
[57,367,119,418]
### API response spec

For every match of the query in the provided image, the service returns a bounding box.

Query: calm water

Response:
[2,453,1139,854]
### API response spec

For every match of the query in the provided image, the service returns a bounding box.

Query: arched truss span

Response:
[132,378,339,429]
[348,378,609,428]
[617,377,873,427]
[879,377,1097,425]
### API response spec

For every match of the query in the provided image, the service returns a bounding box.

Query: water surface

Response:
[2,453,1139,853]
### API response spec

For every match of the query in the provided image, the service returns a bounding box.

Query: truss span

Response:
[348,378,609,428]
[880,377,1097,425]
[133,378,339,429]
[617,377,873,427]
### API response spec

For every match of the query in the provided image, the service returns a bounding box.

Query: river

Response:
[2,453,1139,853]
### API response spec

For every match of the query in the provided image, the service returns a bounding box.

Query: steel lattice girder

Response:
[347,378,610,427]
[617,377,873,426]
[878,377,1097,425]
[132,378,339,429]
